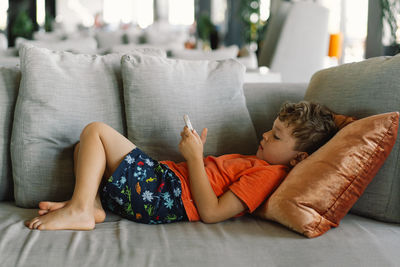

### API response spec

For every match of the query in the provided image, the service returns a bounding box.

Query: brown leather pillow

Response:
[254,112,399,238]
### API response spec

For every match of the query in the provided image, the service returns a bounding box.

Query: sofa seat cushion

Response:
[1,202,399,267]
[121,54,258,162]
[304,54,400,223]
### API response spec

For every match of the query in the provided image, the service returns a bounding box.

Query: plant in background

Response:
[381,0,400,54]
[240,0,265,47]
[44,12,54,32]
[11,10,33,39]
[196,13,217,49]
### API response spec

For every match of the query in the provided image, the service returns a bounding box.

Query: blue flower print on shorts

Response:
[100,147,187,224]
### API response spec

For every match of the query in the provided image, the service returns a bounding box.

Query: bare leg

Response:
[38,142,108,223]
[25,122,136,230]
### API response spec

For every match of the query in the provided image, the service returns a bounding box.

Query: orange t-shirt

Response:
[161,154,288,221]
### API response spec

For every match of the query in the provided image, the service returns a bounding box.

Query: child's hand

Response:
[179,126,208,162]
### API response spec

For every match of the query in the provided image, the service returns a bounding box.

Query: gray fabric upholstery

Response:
[0,202,399,267]
[243,82,307,140]
[304,54,400,223]
[11,45,166,208]
[0,61,399,266]
[0,67,20,201]
[122,54,258,162]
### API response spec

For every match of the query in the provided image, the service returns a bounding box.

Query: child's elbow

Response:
[201,216,218,224]
[200,211,221,224]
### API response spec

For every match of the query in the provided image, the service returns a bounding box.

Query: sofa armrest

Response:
[243,83,307,139]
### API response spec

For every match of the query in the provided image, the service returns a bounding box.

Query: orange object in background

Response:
[328,33,343,59]
[184,41,196,49]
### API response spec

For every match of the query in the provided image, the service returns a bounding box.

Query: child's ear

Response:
[289,152,309,167]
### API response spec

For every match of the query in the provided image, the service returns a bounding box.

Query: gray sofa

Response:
[0,47,400,267]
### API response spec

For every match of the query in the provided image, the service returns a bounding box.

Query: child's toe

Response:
[38,202,47,209]
[38,209,48,216]
[28,217,40,229]
[32,220,42,229]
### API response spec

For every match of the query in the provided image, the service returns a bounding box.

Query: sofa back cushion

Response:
[121,54,258,162]
[243,83,307,140]
[11,45,165,207]
[304,54,400,223]
[0,67,20,201]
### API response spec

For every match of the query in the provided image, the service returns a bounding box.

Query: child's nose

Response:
[263,132,269,141]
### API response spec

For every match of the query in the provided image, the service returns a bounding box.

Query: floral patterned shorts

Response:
[100,147,187,224]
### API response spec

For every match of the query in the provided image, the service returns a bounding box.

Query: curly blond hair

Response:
[278,101,338,154]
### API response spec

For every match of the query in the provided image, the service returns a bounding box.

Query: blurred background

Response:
[0,0,399,81]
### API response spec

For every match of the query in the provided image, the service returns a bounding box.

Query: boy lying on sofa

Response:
[25,101,337,230]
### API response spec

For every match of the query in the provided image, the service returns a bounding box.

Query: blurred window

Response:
[135,0,154,28]
[342,0,368,63]
[37,0,46,27]
[103,0,154,28]
[320,0,368,63]
[211,0,227,25]
[103,0,195,28]
[0,0,8,30]
[168,0,194,25]
[260,0,271,22]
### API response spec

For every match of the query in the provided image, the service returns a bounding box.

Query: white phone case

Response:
[183,114,194,130]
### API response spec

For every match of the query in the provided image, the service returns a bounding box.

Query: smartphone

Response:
[183,114,194,131]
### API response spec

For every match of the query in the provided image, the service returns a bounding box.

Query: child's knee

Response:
[80,122,107,139]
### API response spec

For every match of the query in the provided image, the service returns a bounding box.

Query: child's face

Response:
[256,118,300,166]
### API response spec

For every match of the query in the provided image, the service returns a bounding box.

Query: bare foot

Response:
[25,204,96,230]
[38,195,106,223]
[38,201,68,215]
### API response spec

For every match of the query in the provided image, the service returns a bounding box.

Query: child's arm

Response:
[179,127,247,223]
